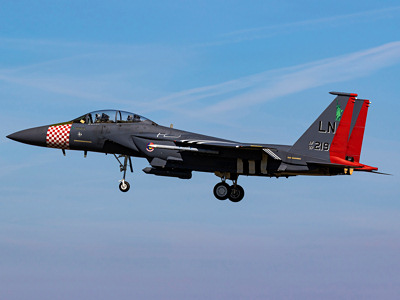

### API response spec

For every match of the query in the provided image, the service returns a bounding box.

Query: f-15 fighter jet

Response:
[7,92,381,202]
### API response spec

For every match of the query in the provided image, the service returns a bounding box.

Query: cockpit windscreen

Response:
[72,110,155,125]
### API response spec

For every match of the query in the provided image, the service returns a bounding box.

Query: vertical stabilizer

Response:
[346,99,370,162]
[290,92,356,161]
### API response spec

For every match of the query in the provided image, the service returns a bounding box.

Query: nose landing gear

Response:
[213,175,245,202]
[119,180,130,192]
[114,154,133,192]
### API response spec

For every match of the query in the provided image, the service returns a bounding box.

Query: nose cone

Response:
[7,126,48,147]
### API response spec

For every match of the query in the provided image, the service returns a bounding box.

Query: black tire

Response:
[229,185,244,202]
[119,181,130,192]
[213,182,230,200]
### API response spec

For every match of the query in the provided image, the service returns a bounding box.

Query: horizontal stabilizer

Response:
[307,160,364,169]
[307,158,382,174]
[368,170,392,176]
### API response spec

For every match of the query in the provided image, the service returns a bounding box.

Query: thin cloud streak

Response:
[1,38,400,122]
[151,41,400,116]
[215,6,400,46]
[0,39,184,108]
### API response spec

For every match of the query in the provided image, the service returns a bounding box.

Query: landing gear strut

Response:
[114,154,133,192]
[213,175,245,202]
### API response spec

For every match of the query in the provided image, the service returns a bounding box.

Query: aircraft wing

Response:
[131,133,282,160]
[177,139,268,150]
[157,139,283,160]
[132,133,276,149]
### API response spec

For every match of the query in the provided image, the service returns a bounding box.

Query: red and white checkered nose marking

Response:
[46,124,72,149]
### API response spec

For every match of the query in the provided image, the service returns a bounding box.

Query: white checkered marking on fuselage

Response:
[46,124,72,149]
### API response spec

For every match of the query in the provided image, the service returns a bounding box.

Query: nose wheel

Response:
[114,154,133,192]
[119,180,130,192]
[213,176,245,202]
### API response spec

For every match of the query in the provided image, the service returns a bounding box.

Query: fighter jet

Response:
[7,91,381,202]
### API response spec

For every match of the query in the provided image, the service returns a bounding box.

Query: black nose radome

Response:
[7,126,48,147]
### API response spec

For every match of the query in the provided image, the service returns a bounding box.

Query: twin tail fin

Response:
[290,91,378,172]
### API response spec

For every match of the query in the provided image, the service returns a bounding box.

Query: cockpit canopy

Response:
[72,110,156,125]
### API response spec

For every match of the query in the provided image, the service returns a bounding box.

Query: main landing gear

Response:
[213,177,245,202]
[114,154,133,192]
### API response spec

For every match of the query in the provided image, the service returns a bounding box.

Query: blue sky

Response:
[1,1,400,299]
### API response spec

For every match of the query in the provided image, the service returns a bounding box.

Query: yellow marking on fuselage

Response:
[287,156,302,160]
[74,140,92,143]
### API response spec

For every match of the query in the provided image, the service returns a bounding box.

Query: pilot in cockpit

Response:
[101,113,110,122]
[95,113,110,123]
